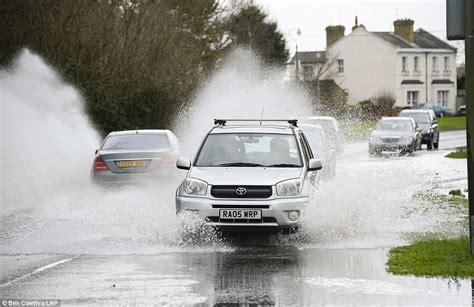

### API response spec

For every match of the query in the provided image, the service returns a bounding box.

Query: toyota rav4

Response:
[175,119,322,233]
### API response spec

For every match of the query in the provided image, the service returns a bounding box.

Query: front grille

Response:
[382,137,401,143]
[206,217,277,223]
[211,185,272,199]
[212,204,270,209]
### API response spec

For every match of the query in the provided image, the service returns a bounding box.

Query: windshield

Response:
[401,112,430,124]
[376,120,413,132]
[195,133,302,167]
[102,134,169,150]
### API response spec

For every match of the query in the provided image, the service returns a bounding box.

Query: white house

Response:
[290,19,458,112]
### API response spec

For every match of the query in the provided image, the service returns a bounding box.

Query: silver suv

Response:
[175,119,322,232]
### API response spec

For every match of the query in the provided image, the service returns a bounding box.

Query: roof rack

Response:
[214,119,298,127]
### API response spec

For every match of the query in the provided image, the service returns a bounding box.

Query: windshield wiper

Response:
[265,163,301,167]
[218,162,264,167]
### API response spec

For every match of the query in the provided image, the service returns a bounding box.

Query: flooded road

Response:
[1,131,471,306]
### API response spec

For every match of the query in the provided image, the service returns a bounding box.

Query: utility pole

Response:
[466,0,474,257]
[289,28,301,81]
[447,0,473,256]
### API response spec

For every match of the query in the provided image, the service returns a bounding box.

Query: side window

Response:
[298,132,313,163]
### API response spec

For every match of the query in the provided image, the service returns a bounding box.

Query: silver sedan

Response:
[91,130,180,186]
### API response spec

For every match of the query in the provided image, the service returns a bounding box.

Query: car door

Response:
[431,112,440,143]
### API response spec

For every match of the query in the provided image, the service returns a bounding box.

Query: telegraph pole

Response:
[447,0,473,256]
[466,0,474,256]
[289,28,301,81]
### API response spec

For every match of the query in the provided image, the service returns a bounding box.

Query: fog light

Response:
[288,211,300,221]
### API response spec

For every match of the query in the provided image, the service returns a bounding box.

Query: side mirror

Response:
[176,157,191,170]
[308,158,323,171]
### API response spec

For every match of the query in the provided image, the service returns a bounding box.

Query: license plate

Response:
[117,160,148,168]
[219,209,262,220]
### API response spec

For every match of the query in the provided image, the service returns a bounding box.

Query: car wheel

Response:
[427,135,433,150]
[439,112,445,118]
[434,139,439,149]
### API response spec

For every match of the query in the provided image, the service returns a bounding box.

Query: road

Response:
[0,130,471,306]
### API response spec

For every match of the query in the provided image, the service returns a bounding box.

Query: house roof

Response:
[289,51,326,64]
[372,29,456,51]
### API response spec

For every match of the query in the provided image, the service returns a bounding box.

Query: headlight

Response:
[183,177,208,196]
[276,179,302,196]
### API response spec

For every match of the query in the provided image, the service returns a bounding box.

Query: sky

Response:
[254,0,464,60]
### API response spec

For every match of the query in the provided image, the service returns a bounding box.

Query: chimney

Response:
[326,25,345,47]
[394,19,414,43]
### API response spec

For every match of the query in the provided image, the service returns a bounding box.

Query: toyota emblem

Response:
[235,187,247,196]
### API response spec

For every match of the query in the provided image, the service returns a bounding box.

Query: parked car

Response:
[305,116,342,154]
[299,124,336,179]
[457,105,466,116]
[399,109,440,149]
[91,130,180,185]
[416,102,449,117]
[175,119,322,233]
[369,117,422,156]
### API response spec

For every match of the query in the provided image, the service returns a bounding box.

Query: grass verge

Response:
[445,151,468,159]
[387,237,474,278]
[438,116,466,131]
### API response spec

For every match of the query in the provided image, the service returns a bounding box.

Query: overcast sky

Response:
[254,0,464,56]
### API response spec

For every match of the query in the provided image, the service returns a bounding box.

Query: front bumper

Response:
[91,168,177,186]
[421,133,432,144]
[369,142,412,152]
[175,195,309,230]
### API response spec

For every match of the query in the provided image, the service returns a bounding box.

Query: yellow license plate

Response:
[117,160,148,168]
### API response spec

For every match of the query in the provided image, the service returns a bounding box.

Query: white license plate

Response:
[219,209,262,220]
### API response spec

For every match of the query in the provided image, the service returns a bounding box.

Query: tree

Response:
[226,5,288,67]
[0,0,229,135]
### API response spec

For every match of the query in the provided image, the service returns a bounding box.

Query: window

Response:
[406,91,419,106]
[444,56,450,73]
[194,133,302,167]
[402,56,408,73]
[303,66,314,80]
[432,56,438,73]
[437,90,449,107]
[337,59,344,73]
[414,56,420,73]
[102,134,169,150]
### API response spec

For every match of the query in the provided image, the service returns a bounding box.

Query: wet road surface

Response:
[1,130,472,306]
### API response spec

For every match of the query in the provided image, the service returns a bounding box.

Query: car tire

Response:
[427,135,433,150]
[439,112,445,118]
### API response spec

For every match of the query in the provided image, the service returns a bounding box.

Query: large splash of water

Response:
[0,50,100,213]
[173,49,312,157]
[0,49,465,255]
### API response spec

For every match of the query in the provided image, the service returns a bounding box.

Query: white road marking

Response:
[0,257,75,287]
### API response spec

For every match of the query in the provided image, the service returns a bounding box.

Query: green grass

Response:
[445,151,468,159]
[387,237,474,278]
[438,116,466,131]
